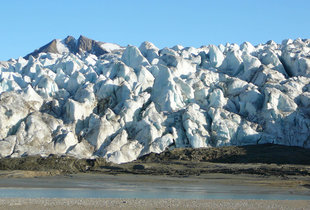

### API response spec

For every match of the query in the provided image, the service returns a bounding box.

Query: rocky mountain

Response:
[0,36,310,163]
[24,35,123,59]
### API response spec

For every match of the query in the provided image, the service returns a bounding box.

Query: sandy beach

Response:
[0,198,309,210]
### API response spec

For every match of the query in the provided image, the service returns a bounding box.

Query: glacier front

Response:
[0,35,310,163]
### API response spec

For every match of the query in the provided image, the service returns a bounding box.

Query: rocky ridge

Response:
[0,36,310,163]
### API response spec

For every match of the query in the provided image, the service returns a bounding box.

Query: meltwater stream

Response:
[0,174,309,200]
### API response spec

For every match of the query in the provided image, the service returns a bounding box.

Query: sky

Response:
[0,0,309,61]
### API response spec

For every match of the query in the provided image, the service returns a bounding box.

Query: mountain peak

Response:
[24,35,120,59]
[24,39,59,59]
[64,36,78,53]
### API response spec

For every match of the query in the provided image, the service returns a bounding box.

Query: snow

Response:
[56,39,69,54]
[101,43,123,52]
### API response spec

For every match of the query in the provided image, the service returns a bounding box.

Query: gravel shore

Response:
[0,198,309,210]
[0,144,309,209]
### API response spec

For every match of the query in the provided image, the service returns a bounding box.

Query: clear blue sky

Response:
[0,0,309,60]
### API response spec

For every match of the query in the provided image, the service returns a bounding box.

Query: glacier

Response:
[0,35,310,163]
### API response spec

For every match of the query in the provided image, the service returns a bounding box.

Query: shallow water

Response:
[0,187,310,200]
[0,174,309,200]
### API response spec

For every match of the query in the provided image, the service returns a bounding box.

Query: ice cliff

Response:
[1,36,310,163]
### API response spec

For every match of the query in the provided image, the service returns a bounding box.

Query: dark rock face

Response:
[24,35,109,59]
[64,36,78,53]
[92,41,110,57]
[77,35,109,57]
[77,35,93,53]
[24,39,59,59]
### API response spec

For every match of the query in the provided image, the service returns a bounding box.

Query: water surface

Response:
[0,174,309,200]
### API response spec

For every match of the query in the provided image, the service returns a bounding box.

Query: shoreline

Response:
[0,144,309,207]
